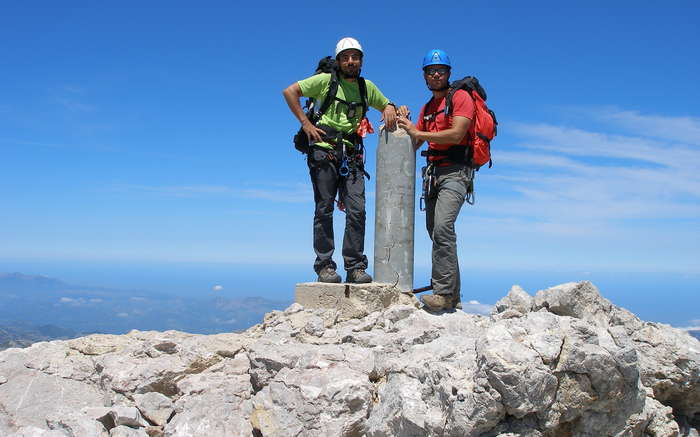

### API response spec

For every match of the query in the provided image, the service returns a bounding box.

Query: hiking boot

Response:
[346,268,372,284]
[422,293,456,312]
[317,266,341,283]
[453,293,462,310]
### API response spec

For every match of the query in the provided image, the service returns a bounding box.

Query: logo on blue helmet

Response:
[422,49,451,69]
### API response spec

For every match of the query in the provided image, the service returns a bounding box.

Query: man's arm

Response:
[398,115,471,146]
[395,106,423,149]
[282,82,325,143]
[366,80,399,130]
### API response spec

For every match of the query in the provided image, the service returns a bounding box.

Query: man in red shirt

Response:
[398,49,474,311]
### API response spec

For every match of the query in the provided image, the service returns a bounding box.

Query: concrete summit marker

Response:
[294,282,417,321]
[373,127,416,292]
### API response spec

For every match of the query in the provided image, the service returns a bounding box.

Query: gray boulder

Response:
[0,281,697,436]
[110,425,148,437]
[134,392,173,426]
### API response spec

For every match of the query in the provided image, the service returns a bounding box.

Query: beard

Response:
[340,65,361,79]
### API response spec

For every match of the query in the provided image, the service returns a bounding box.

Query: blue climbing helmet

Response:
[422,49,451,70]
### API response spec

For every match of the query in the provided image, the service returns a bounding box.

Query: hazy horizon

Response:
[2,3,697,337]
[1,262,697,331]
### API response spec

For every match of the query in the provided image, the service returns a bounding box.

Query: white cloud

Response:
[110,183,312,203]
[678,319,700,331]
[61,85,85,94]
[510,123,668,164]
[214,318,238,324]
[213,285,223,291]
[56,98,95,112]
[0,139,67,149]
[492,113,700,225]
[510,115,700,172]
[59,296,88,306]
[461,301,493,316]
[116,312,129,318]
[237,187,311,203]
[0,138,118,153]
[598,108,700,146]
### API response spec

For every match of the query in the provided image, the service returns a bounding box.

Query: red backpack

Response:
[443,76,497,168]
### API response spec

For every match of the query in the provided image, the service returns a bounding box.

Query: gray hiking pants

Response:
[425,164,471,296]
[308,147,368,274]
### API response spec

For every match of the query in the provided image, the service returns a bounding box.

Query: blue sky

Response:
[1,2,699,326]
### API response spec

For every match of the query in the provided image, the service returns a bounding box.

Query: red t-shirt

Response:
[416,89,474,161]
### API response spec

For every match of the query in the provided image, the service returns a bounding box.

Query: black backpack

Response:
[293,56,368,154]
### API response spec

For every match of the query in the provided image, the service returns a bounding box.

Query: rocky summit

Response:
[0,281,698,437]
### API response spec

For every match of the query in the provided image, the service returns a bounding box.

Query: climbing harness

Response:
[420,163,435,211]
[419,154,476,208]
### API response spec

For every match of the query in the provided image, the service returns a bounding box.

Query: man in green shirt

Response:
[283,37,398,283]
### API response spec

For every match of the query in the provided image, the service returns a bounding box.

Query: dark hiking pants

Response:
[308,147,368,274]
[425,164,471,296]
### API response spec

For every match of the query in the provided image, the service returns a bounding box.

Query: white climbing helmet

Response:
[335,37,363,58]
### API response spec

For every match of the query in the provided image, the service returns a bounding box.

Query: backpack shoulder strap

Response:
[421,96,438,122]
[318,66,339,116]
[444,87,459,117]
[358,77,368,119]
[445,76,486,117]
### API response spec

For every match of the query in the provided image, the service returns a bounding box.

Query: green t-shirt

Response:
[298,73,389,149]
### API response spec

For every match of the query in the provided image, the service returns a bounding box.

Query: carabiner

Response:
[339,159,350,177]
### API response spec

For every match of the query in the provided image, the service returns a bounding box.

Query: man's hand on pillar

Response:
[381,104,398,131]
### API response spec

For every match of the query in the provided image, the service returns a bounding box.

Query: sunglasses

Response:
[424,67,449,76]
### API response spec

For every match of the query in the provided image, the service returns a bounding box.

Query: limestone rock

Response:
[533,281,700,421]
[7,427,69,437]
[145,426,165,437]
[0,282,697,436]
[494,284,532,315]
[110,425,149,436]
[134,392,174,426]
[122,407,149,427]
[251,364,371,436]
[47,410,110,436]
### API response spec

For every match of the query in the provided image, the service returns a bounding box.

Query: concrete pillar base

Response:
[295,282,418,321]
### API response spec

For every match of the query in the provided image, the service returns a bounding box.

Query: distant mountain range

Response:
[0,321,82,350]
[1,272,698,351]
[0,272,289,350]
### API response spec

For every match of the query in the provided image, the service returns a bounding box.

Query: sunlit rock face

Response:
[0,281,697,437]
